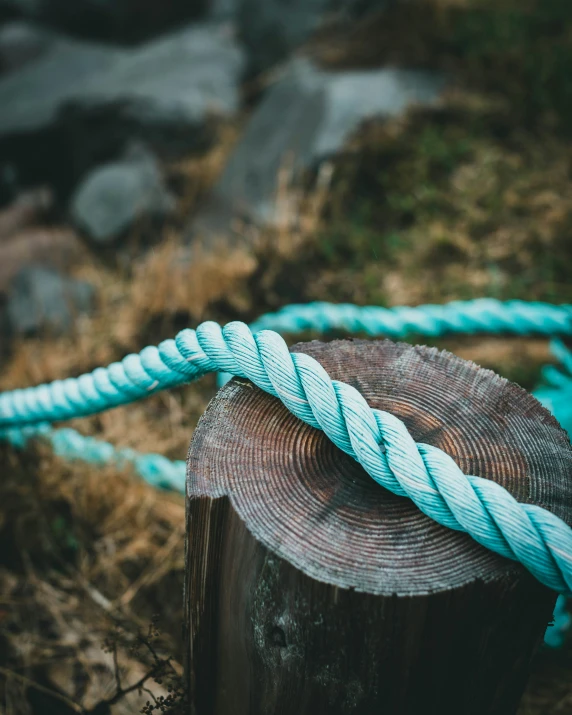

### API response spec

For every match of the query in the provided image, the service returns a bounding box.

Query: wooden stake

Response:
[184,339,572,715]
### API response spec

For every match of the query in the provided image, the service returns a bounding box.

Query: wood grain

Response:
[184,339,572,715]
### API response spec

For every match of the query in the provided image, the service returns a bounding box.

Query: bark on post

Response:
[184,339,572,715]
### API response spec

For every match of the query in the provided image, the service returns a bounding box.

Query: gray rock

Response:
[71,145,175,244]
[72,24,244,143]
[0,33,121,136]
[0,23,245,176]
[192,59,445,236]
[0,21,56,75]
[7,265,95,335]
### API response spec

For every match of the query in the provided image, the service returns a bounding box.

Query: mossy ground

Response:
[0,0,571,712]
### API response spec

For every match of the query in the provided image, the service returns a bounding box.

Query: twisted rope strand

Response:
[251,299,572,337]
[1,317,571,595]
[0,424,186,491]
[2,299,572,428]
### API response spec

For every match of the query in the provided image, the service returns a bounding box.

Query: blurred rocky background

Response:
[0,0,571,712]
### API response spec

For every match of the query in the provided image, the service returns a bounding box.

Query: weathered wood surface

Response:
[184,339,572,715]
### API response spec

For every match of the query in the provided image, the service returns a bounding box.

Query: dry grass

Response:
[124,237,257,328]
[0,443,185,714]
[166,123,241,223]
[264,95,572,313]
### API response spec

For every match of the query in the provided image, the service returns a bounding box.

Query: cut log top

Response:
[187,338,572,597]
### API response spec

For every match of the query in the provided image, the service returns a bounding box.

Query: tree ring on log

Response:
[187,338,572,597]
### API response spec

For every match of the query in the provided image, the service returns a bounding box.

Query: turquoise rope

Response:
[0,299,571,644]
[251,299,572,337]
[1,312,571,592]
[1,299,571,426]
[3,337,569,498]
[545,595,572,648]
[1,424,186,492]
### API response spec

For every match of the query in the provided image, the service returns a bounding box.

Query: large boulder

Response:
[191,59,445,239]
[0,23,245,192]
[0,0,208,43]
[70,144,175,245]
[7,265,95,335]
[0,31,119,136]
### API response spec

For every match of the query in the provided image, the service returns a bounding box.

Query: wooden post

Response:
[184,339,572,715]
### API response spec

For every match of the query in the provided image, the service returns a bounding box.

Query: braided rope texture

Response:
[0,300,571,597]
[250,298,572,336]
[1,299,572,427]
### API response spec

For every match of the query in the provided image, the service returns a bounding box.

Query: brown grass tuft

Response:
[0,442,185,713]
